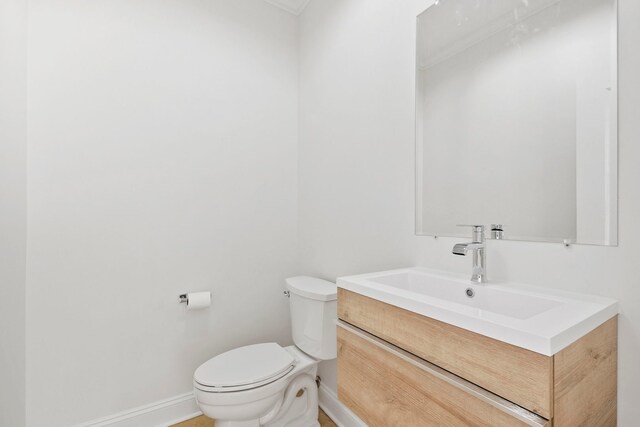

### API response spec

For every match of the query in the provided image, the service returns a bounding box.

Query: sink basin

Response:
[337,268,618,355]
[368,270,563,320]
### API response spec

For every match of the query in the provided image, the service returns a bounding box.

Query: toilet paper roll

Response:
[185,292,211,310]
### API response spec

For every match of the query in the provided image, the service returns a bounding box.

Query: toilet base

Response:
[262,366,319,427]
[262,387,319,426]
[215,419,319,427]
[215,421,260,427]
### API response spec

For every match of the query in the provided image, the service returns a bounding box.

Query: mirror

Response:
[416,0,618,245]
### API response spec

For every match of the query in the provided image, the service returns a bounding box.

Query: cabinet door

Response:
[337,322,550,427]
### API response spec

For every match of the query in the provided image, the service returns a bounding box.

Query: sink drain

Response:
[465,288,475,298]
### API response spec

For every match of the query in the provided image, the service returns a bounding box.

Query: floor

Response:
[172,409,337,427]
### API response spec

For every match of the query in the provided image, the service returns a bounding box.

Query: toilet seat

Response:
[194,343,295,393]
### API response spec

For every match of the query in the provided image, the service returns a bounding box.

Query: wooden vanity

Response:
[337,289,617,426]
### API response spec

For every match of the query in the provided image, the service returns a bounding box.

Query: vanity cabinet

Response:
[337,289,617,426]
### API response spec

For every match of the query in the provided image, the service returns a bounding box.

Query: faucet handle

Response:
[456,224,485,242]
[491,224,504,240]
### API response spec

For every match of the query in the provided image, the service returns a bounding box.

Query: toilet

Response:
[193,276,337,427]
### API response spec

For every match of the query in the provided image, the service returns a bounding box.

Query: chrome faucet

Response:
[452,225,487,283]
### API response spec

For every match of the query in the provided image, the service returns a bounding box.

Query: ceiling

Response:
[263,0,311,15]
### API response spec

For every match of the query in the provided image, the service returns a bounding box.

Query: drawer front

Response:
[337,322,549,427]
[338,289,553,419]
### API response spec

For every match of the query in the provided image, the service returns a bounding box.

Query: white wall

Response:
[25,1,298,425]
[0,0,27,425]
[299,0,640,424]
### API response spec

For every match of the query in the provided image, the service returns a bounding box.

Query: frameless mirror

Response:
[416,0,617,245]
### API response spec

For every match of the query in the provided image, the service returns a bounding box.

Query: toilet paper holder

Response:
[178,291,212,310]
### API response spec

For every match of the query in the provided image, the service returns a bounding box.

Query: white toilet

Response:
[193,276,337,427]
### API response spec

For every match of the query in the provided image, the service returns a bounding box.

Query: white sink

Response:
[337,268,618,356]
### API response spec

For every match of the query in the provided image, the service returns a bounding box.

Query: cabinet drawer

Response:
[337,322,549,427]
[338,289,553,418]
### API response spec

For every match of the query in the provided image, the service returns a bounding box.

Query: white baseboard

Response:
[73,383,363,427]
[73,392,201,427]
[318,383,367,427]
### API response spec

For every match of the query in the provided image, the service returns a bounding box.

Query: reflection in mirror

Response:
[416,0,617,245]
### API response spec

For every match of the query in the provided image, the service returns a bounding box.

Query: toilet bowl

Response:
[193,277,337,427]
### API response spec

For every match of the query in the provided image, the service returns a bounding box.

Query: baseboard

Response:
[318,383,367,427]
[73,392,201,427]
[73,382,362,427]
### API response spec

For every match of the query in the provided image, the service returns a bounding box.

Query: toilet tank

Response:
[285,276,337,360]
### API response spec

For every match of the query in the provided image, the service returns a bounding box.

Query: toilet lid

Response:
[194,343,295,390]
